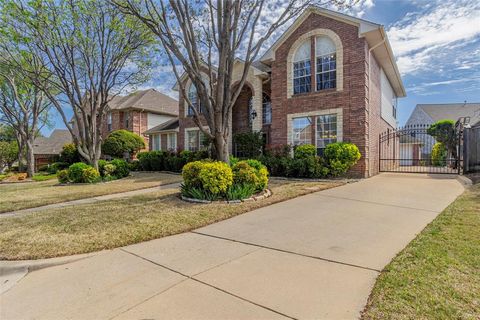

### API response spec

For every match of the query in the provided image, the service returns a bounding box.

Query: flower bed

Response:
[180,159,270,202]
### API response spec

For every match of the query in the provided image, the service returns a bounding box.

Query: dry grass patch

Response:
[0,172,182,213]
[0,179,344,260]
[362,183,480,320]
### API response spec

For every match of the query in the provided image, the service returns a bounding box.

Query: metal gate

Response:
[379,124,461,174]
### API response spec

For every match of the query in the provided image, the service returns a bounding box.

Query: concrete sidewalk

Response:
[0,173,465,319]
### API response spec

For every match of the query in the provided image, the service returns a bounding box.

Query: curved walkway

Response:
[0,173,465,319]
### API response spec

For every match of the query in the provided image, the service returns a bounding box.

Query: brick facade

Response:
[177,11,400,178]
[103,110,150,151]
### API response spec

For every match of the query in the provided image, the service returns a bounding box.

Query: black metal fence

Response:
[379,124,459,174]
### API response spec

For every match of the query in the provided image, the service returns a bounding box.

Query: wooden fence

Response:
[463,125,480,173]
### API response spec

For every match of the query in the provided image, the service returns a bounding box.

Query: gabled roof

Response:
[33,129,72,155]
[108,89,179,116]
[415,103,480,125]
[143,118,179,135]
[259,6,406,97]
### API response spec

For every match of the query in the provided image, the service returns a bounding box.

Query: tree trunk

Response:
[25,139,35,178]
[17,138,24,172]
[214,133,229,164]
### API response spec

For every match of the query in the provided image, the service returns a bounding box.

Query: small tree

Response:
[0,140,18,171]
[59,143,81,165]
[114,0,353,163]
[427,120,457,164]
[102,130,145,158]
[0,0,154,169]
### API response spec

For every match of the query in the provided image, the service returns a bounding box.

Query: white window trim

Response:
[287,108,343,147]
[152,134,161,151]
[167,132,177,150]
[286,28,343,98]
[184,127,209,151]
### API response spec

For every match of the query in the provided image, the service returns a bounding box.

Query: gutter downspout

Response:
[368,35,385,177]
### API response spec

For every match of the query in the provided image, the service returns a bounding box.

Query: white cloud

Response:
[387,0,480,75]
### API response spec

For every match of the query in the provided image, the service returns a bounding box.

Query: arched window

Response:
[292,40,311,94]
[262,93,272,124]
[187,84,198,116]
[315,36,336,90]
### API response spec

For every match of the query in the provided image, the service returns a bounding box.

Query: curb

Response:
[181,188,272,204]
[456,175,473,186]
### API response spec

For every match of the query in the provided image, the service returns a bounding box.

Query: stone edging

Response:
[181,188,272,204]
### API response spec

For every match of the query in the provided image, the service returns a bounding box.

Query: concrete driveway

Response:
[0,173,464,320]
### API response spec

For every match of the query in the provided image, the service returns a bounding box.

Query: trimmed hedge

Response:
[137,150,208,172]
[257,142,360,178]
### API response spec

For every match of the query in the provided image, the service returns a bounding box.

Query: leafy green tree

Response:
[427,120,457,163]
[102,130,145,158]
[114,0,352,163]
[0,124,15,142]
[0,62,52,177]
[0,140,18,171]
[0,0,154,170]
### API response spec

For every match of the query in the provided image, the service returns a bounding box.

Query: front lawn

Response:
[0,172,182,213]
[0,179,344,260]
[362,183,480,319]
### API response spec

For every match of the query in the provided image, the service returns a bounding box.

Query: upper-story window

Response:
[187,84,199,116]
[392,96,398,119]
[315,36,336,91]
[293,41,311,94]
[262,93,272,124]
[107,113,112,131]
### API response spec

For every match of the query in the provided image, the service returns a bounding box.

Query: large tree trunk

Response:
[214,132,229,163]
[25,138,35,177]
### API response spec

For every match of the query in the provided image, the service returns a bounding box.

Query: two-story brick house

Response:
[104,89,178,150]
[175,7,406,177]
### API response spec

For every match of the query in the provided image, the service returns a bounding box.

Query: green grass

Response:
[0,179,343,260]
[362,184,480,320]
[0,172,182,213]
[0,174,6,181]
[31,173,58,182]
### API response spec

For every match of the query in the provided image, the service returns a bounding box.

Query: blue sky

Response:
[44,0,480,135]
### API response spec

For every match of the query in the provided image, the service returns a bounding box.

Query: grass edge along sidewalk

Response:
[362,183,480,320]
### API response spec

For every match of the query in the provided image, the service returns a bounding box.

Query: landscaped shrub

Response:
[129,160,140,171]
[431,142,447,166]
[81,167,100,183]
[232,161,258,187]
[182,161,206,188]
[198,162,233,195]
[103,163,117,178]
[323,142,361,176]
[98,159,108,176]
[110,159,130,178]
[233,132,264,158]
[137,150,208,172]
[294,144,316,159]
[59,143,81,164]
[45,162,69,174]
[57,169,70,183]
[102,130,145,158]
[68,162,91,183]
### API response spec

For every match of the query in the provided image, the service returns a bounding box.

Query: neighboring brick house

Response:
[33,129,72,170]
[104,89,179,150]
[175,6,406,177]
